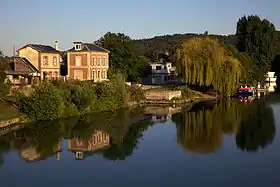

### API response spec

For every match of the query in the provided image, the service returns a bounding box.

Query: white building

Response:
[265,71,277,92]
[149,57,176,85]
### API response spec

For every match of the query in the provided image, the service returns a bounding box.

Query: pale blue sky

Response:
[1,0,279,56]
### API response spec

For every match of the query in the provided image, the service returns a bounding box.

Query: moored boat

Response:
[237,85,256,96]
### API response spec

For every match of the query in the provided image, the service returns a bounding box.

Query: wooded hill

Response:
[133,31,280,60]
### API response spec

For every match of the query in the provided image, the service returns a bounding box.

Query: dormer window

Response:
[75,44,82,51]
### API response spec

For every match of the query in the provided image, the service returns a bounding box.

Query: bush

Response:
[18,82,64,121]
[16,71,143,121]
[129,84,144,102]
[71,81,97,113]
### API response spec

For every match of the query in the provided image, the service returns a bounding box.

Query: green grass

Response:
[0,101,20,121]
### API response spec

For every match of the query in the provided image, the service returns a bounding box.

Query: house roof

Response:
[18,44,60,53]
[5,56,40,75]
[67,42,110,53]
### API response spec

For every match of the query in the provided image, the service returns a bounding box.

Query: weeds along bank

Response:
[15,74,144,121]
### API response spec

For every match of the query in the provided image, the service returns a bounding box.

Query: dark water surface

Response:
[0,94,280,187]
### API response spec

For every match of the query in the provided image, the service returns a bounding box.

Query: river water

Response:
[0,94,279,187]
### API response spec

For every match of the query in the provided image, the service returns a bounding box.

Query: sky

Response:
[1,0,280,56]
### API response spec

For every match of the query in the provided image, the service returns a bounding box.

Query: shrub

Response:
[71,81,97,113]
[129,84,144,102]
[18,82,64,121]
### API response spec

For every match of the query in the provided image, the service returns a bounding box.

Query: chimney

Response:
[55,40,58,50]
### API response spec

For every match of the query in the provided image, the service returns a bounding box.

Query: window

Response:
[53,57,57,66]
[156,66,161,70]
[76,152,84,159]
[92,56,96,66]
[43,56,48,66]
[102,57,105,66]
[103,133,107,141]
[97,58,100,66]
[91,70,96,80]
[101,71,105,79]
[75,56,81,66]
[75,44,81,50]
[101,71,107,79]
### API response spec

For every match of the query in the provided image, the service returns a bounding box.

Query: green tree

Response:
[176,37,242,95]
[236,15,277,81]
[95,32,149,82]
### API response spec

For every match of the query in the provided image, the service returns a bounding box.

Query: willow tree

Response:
[177,37,242,95]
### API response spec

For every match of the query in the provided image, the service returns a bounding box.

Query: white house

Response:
[149,56,176,85]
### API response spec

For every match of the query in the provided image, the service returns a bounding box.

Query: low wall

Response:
[0,117,22,128]
[144,90,181,100]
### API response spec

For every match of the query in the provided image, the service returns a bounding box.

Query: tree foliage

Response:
[176,37,242,95]
[95,32,150,82]
[236,15,277,81]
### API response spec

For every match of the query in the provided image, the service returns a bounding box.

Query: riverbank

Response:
[0,91,217,131]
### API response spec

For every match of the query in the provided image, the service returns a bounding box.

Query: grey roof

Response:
[67,43,109,53]
[18,44,60,53]
[6,56,40,75]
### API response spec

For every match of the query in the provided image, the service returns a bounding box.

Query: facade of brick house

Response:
[17,44,61,80]
[67,42,109,81]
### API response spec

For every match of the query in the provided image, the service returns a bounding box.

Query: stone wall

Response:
[144,90,181,100]
[0,117,22,128]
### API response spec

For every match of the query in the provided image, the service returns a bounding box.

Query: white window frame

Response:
[75,44,81,50]
[53,57,57,66]
[92,56,96,66]
[102,57,105,66]
[43,56,48,66]
[92,70,96,80]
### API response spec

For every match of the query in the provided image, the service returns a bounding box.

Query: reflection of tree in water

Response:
[173,100,275,154]
[172,103,224,154]
[0,107,151,163]
[102,119,151,161]
[13,120,63,162]
[236,99,275,152]
[0,134,12,168]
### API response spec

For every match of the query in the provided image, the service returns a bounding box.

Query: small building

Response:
[143,53,177,85]
[17,43,61,80]
[67,42,109,81]
[5,56,40,85]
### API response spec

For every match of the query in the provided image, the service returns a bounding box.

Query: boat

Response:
[239,95,254,102]
[237,85,256,96]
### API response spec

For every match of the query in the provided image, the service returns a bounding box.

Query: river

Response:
[0,94,279,187]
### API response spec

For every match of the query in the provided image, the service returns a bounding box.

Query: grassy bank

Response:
[0,101,20,121]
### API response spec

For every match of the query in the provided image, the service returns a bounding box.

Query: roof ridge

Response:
[83,43,91,51]
[90,43,110,52]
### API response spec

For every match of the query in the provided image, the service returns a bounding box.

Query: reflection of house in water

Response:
[19,140,62,162]
[68,130,110,160]
[144,106,181,123]
[152,114,172,122]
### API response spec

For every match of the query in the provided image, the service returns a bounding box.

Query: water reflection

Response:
[0,98,277,167]
[0,107,152,165]
[172,99,276,154]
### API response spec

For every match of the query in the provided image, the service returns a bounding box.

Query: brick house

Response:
[17,44,61,80]
[67,42,109,81]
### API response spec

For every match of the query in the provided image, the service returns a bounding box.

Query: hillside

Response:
[133,31,280,57]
